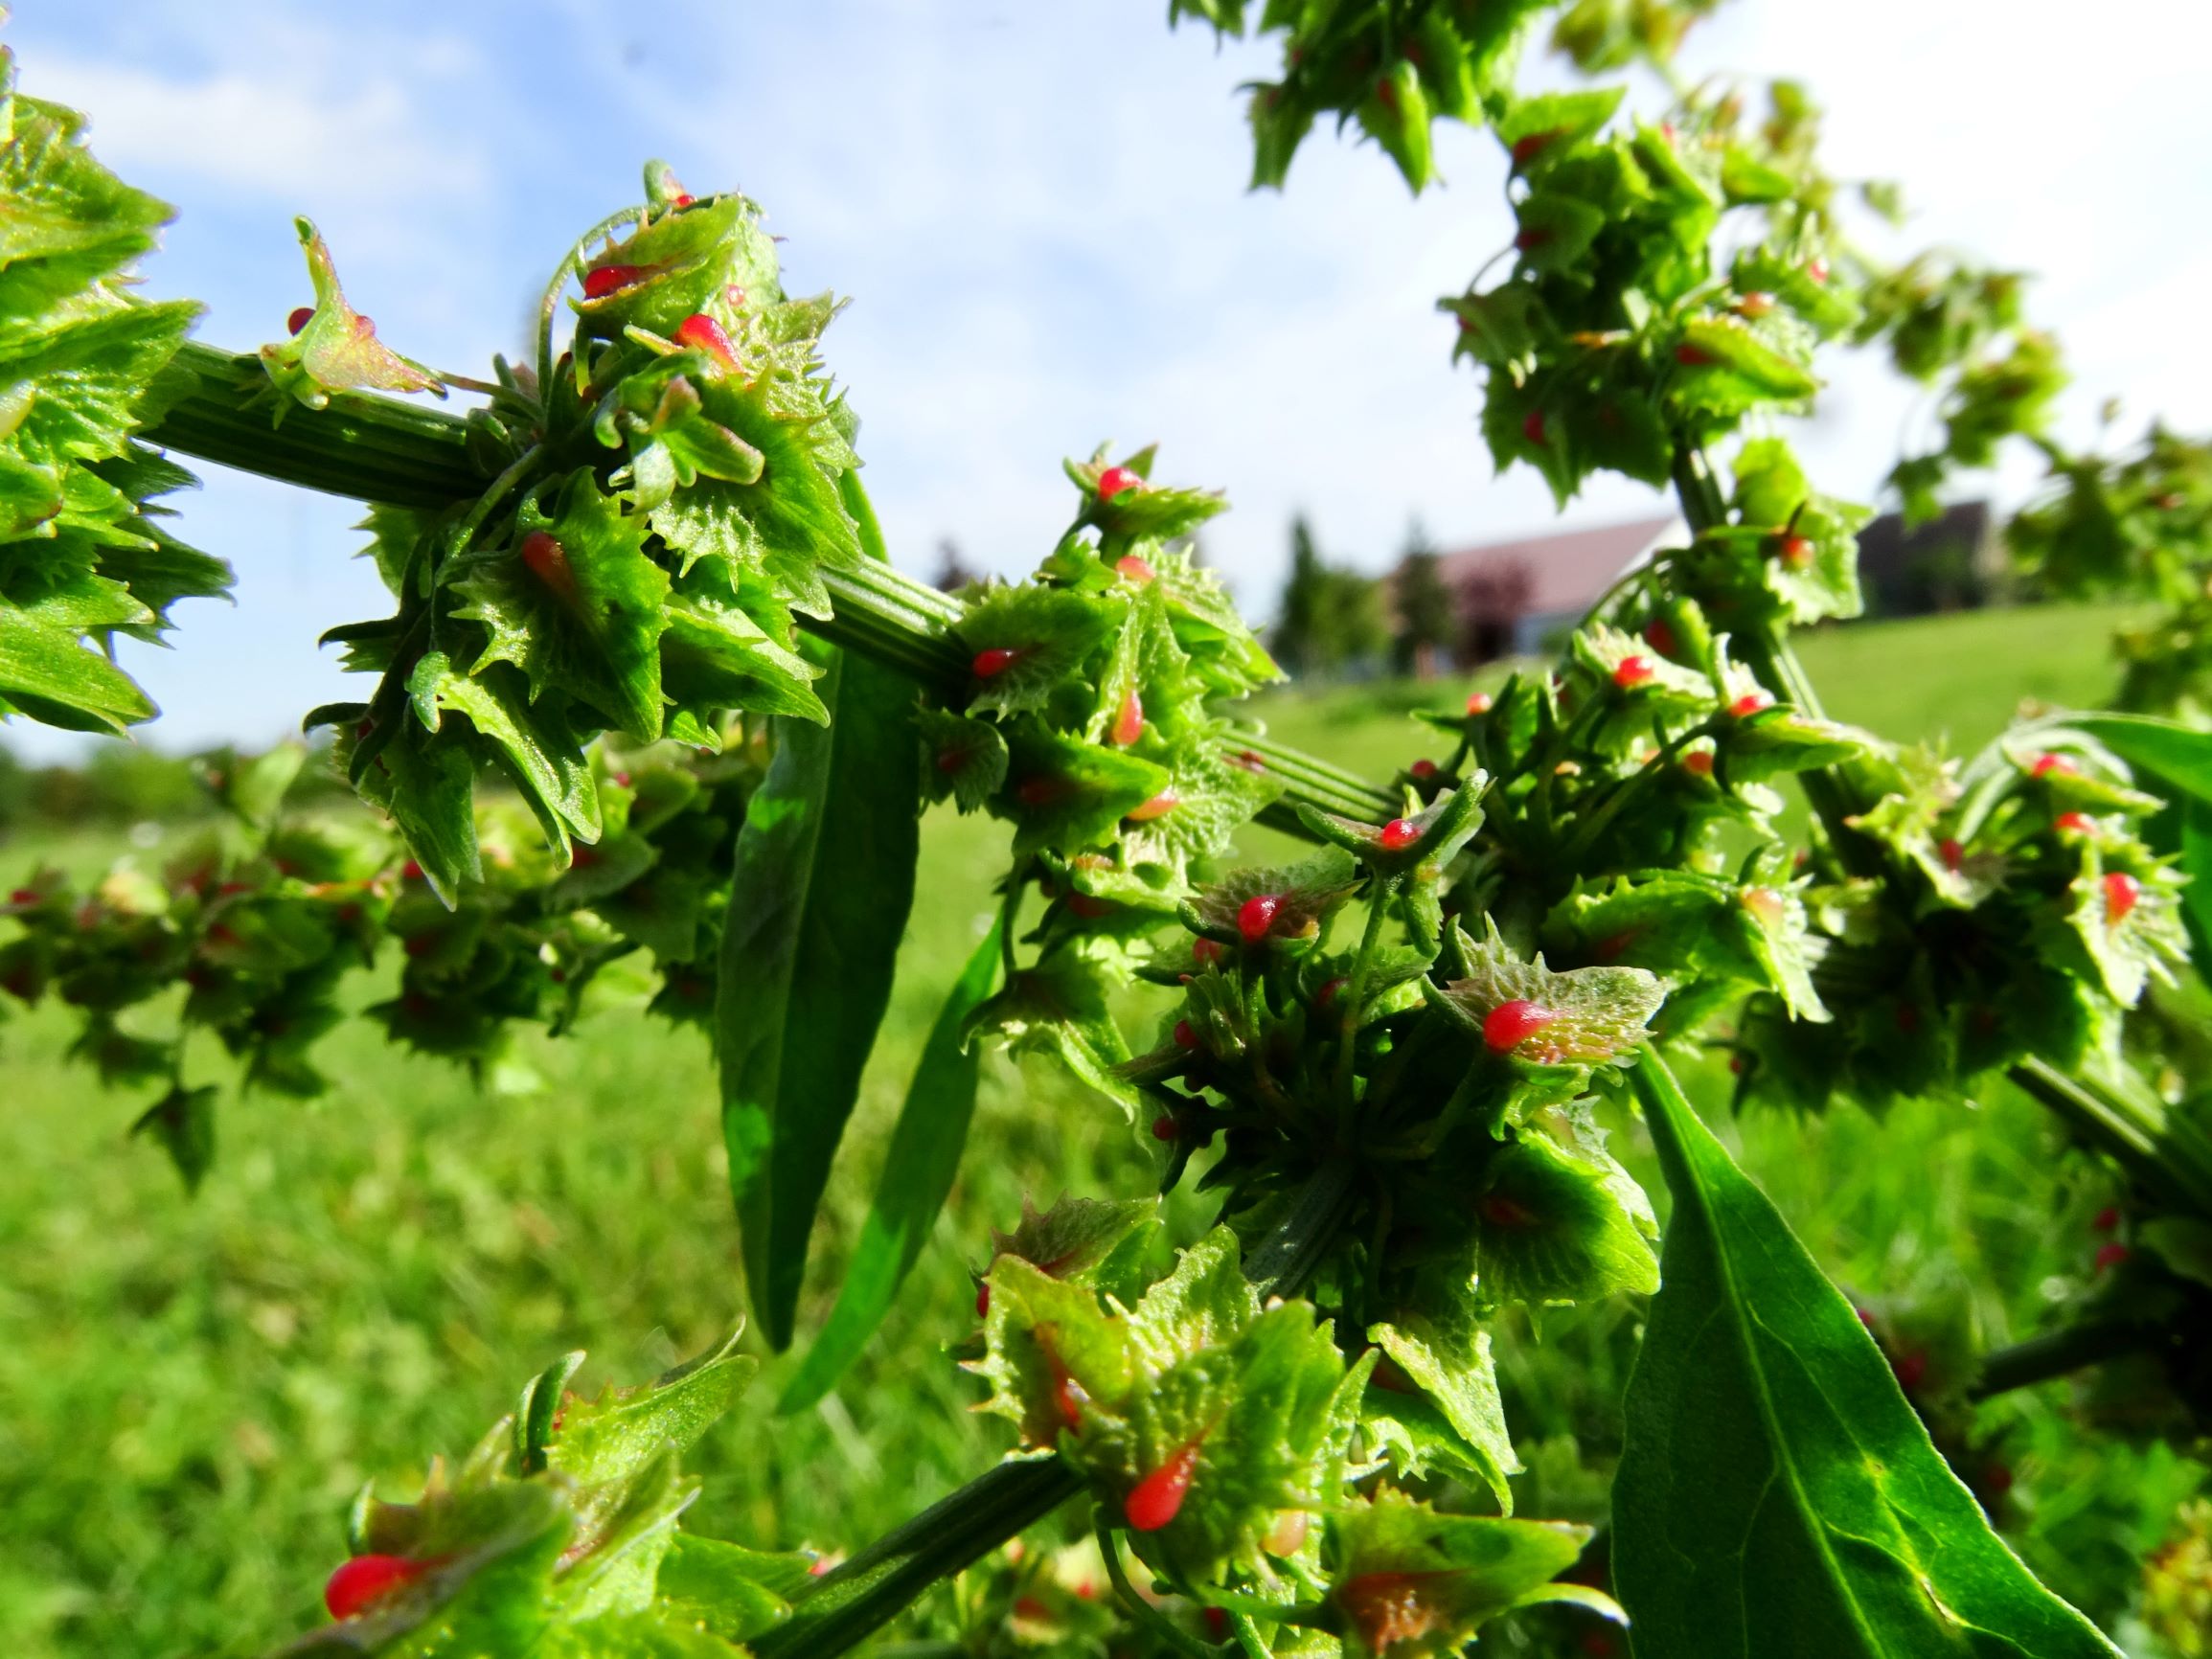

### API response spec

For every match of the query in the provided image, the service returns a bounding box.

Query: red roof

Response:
[1426,515,1683,616]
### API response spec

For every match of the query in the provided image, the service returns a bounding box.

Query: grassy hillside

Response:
[0,600,2199,1658]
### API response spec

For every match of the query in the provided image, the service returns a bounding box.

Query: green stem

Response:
[1967,1317,2164,1403]
[1094,1516,1220,1659]
[2006,1056,2212,1218]
[755,1459,1084,1659]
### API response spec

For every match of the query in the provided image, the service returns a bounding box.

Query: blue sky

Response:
[10,0,2212,757]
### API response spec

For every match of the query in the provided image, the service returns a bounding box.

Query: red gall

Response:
[1612,655,1655,690]
[1682,750,1715,777]
[1466,691,1494,715]
[1152,1113,1180,1142]
[1479,1193,1540,1228]
[2031,752,2077,778]
[1522,408,1547,445]
[1192,937,1223,966]
[582,263,647,299]
[519,531,578,602]
[1482,999,1555,1053]
[1734,291,1776,318]
[1729,691,1774,716]
[1067,894,1116,919]
[1231,750,1267,773]
[673,312,738,370]
[1110,687,1143,748]
[2056,811,2094,834]
[1776,533,1813,568]
[286,306,314,335]
[2104,871,2140,925]
[1095,466,1143,503]
[1643,619,1677,657]
[1674,342,1718,367]
[2094,1241,2130,1274]
[1408,759,1438,781]
[2092,1206,2121,1233]
[1515,226,1554,251]
[975,1283,990,1319]
[1237,893,1283,943]
[1173,1019,1198,1049]
[1125,1440,1201,1532]
[1938,838,1964,873]
[1114,553,1156,583]
[1511,128,1561,168]
[971,647,1023,679]
[325,1555,431,1621]
[1125,791,1178,824]
[1378,817,1420,851]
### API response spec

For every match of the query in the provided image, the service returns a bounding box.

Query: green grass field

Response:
[1,600,2202,1658]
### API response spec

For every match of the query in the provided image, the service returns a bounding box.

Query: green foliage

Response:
[263,1329,801,1657]
[1615,1057,2124,1657]
[0,52,229,733]
[1271,515,1386,679]
[718,646,921,1352]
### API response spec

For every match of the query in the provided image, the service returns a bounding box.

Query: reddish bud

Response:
[9,888,36,905]
[2092,1205,2121,1233]
[1522,408,1546,445]
[2094,1241,2131,1274]
[1675,342,1718,367]
[1729,691,1774,717]
[1510,129,1560,168]
[1379,817,1421,851]
[1515,226,1554,251]
[2056,811,2094,834]
[2104,871,2140,925]
[1173,1019,1198,1049]
[519,530,577,601]
[1777,534,1814,568]
[1126,790,1178,823]
[325,1555,430,1621]
[1643,619,1677,657]
[1740,886,1786,928]
[976,1283,991,1319]
[1237,893,1284,943]
[1095,466,1143,502]
[1612,655,1655,690]
[1808,257,1830,284]
[1682,750,1715,777]
[401,860,424,880]
[1316,976,1347,1009]
[1466,691,1494,715]
[1152,1112,1181,1142]
[1479,1193,1540,1228]
[1192,937,1223,966]
[971,647,1022,679]
[669,192,696,209]
[2031,751,2078,778]
[674,312,738,369]
[1482,999,1555,1053]
[582,263,647,299]
[1938,837,1964,873]
[1734,291,1776,318]
[1408,759,1438,781]
[1125,1442,1200,1532]
[1114,554,1155,583]
[286,306,315,336]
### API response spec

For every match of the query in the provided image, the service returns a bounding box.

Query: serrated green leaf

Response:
[1367,1310,1517,1508]
[1614,1054,2121,1659]
[1430,919,1665,1065]
[130,1083,216,1193]
[261,217,443,409]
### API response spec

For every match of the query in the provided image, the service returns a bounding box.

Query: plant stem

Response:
[1095,1516,1220,1659]
[2006,1056,2212,1217]
[755,1458,1084,1659]
[145,339,1397,830]
[1967,1317,2164,1403]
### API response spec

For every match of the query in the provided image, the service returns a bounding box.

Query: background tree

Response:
[1271,513,1386,678]
[1392,517,1455,676]
[930,537,978,593]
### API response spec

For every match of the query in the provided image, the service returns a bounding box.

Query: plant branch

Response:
[754,1458,1084,1659]
[1967,1317,2165,1403]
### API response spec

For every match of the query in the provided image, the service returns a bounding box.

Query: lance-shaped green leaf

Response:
[1614,1054,2123,1659]
[718,645,921,1351]
[453,468,671,740]
[778,920,1003,1413]
[261,218,445,410]
[1324,1491,1610,1658]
